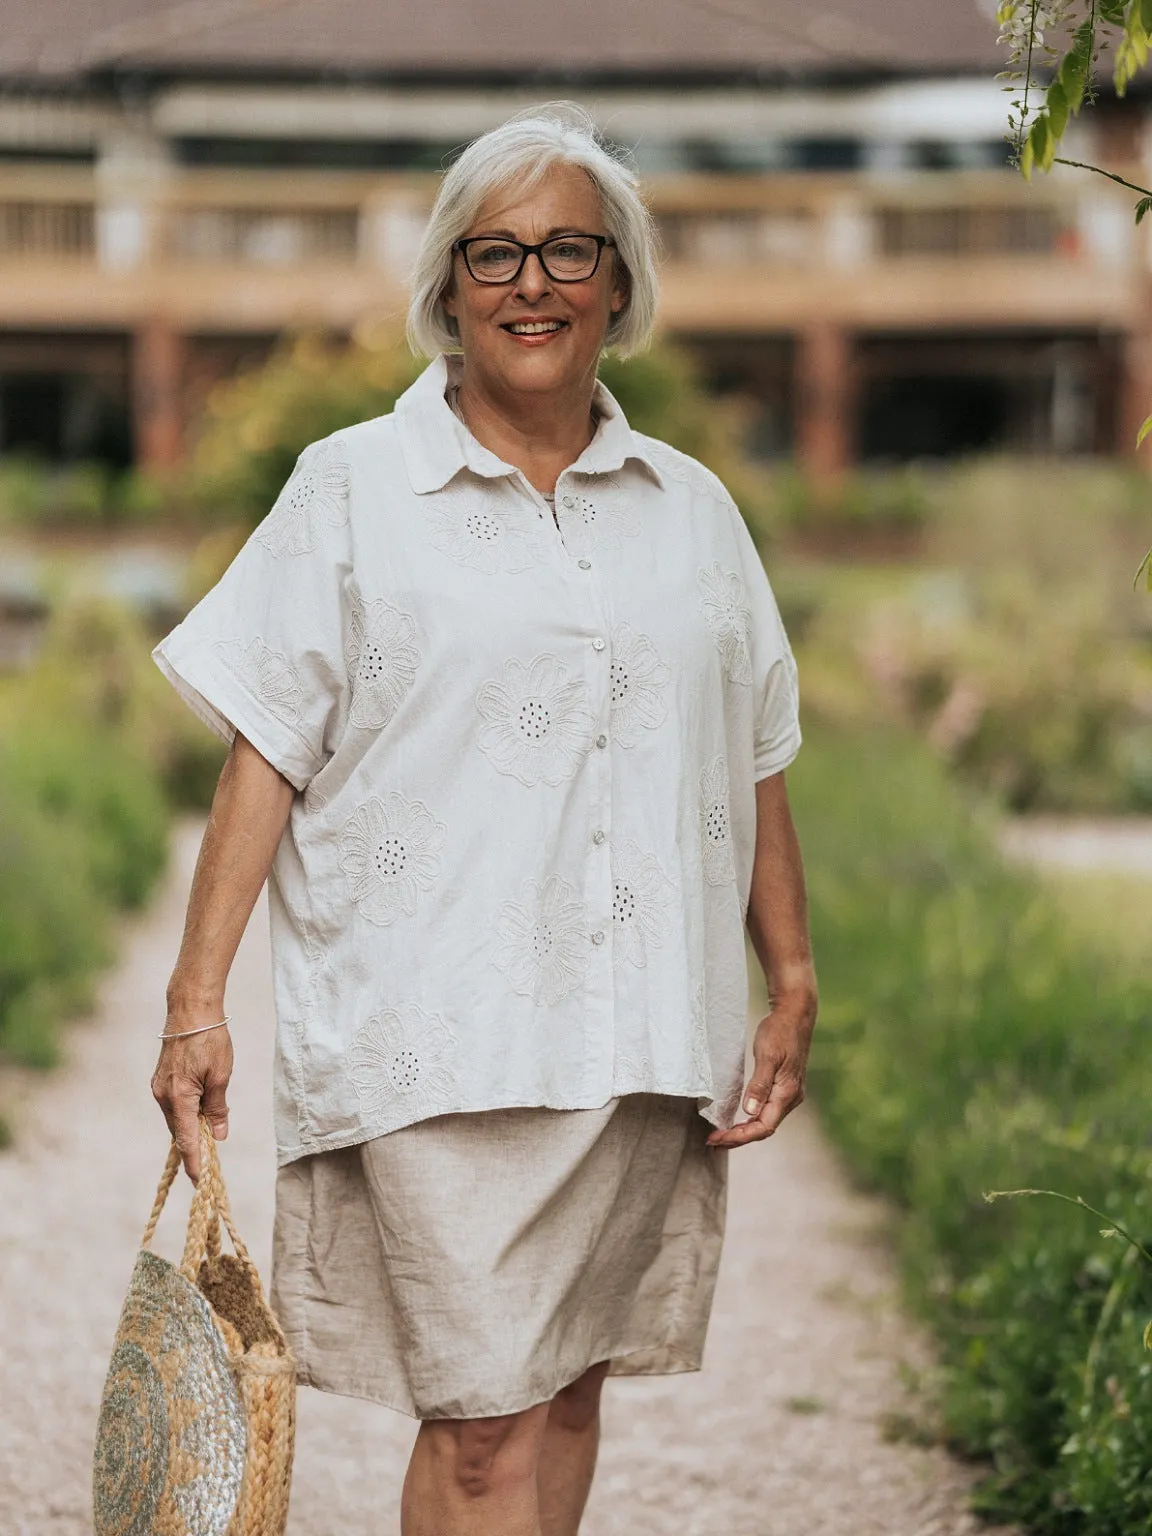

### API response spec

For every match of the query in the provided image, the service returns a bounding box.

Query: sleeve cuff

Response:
[753,724,802,781]
[152,634,320,792]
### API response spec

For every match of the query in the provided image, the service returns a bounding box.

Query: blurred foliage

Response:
[0,593,230,1089]
[792,723,1152,1532]
[781,459,1152,813]
[186,330,776,537]
[763,460,937,540]
[188,331,421,523]
[0,454,170,530]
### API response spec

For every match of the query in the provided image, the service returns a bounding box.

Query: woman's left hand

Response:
[705,993,816,1149]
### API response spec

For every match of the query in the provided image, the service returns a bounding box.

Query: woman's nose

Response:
[514,253,553,300]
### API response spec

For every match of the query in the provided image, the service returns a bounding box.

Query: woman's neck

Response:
[454,370,598,495]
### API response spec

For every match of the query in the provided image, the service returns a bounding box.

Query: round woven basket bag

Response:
[92,1117,296,1536]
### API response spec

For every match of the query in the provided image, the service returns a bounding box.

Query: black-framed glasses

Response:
[453,233,616,284]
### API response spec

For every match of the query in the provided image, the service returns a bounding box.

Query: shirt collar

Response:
[395,353,665,495]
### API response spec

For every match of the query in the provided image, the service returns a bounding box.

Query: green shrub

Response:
[0,597,175,1073]
[0,455,174,529]
[783,459,1152,814]
[792,724,1152,1531]
[770,460,936,534]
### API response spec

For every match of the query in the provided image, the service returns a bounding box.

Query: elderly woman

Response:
[151,106,817,1536]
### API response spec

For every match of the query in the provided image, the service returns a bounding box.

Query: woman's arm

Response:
[706,769,818,1148]
[152,730,296,1179]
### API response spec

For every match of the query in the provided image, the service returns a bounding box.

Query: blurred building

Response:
[0,0,1149,480]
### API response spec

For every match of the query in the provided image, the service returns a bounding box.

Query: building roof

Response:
[1,0,1006,85]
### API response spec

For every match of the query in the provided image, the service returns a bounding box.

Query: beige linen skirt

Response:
[270,1093,728,1420]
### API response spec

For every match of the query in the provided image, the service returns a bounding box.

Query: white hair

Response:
[405,104,659,360]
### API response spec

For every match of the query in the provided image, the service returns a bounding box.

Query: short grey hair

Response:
[405,104,659,360]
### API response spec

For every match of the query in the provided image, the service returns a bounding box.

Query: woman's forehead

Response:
[469,164,602,236]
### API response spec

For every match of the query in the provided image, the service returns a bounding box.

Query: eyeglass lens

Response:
[465,236,602,282]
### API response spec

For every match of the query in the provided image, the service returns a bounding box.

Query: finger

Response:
[758,1077,804,1137]
[199,1048,231,1142]
[705,1118,773,1149]
[742,1058,782,1119]
[151,1072,176,1142]
[171,1091,203,1183]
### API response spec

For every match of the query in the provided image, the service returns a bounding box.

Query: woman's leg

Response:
[402,1402,552,1536]
[537,1362,612,1536]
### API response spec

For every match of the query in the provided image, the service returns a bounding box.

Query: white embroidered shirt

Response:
[154,354,801,1166]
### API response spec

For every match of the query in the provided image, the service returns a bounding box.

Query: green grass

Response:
[790,724,1152,1533]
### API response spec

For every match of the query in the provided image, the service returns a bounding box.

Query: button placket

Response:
[554,470,615,966]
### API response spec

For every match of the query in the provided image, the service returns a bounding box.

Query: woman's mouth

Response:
[502,320,568,337]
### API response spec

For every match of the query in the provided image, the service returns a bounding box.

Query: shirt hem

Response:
[275,1086,722,1167]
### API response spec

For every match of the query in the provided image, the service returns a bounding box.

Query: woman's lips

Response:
[500,320,569,345]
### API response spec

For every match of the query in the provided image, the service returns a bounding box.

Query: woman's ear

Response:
[441,280,457,320]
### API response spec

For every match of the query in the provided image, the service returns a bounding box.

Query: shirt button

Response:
[577,559,591,570]
[592,829,606,845]
[592,636,605,651]
[595,733,608,749]
[591,930,606,945]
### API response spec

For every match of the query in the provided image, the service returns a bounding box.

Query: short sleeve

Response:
[152,436,355,792]
[726,500,801,780]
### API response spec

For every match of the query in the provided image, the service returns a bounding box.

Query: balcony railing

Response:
[169,206,360,263]
[0,200,94,257]
[0,170,1129,333]
[876,204,1070,257]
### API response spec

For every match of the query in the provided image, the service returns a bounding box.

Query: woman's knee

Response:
[424,1405,548,1500]
[549,1361,611,1433]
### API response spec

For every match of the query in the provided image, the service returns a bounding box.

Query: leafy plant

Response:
[792,724,1152,1530]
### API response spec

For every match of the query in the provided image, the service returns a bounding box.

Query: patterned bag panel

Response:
[94,1251,247,1536]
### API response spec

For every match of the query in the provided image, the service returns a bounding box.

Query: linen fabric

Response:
[153,354,801,1166]
[269,1093,727,1419]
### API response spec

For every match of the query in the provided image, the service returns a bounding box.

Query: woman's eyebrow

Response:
[467,227,586,240]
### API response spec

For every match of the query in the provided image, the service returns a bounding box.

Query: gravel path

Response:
[0,820,1010,1536]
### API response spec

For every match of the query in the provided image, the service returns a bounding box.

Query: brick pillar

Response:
[1115,274,1152,469]
[795,321,854,488]
[132,317,186,469]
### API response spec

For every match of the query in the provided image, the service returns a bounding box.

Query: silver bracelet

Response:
[159,1014,231,1041]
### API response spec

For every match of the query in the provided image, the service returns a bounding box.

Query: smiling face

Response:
[441,161,628,403]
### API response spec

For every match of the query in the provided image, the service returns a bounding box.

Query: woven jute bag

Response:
[93,1117,296,1536]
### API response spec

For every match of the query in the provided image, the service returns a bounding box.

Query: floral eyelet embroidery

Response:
[698,562,753,685]
[338,792,447,925]
[699,755,736,886]
[642,439,729,503]
[257,438,351,557]
[611,839,675,969]
[612,1048,690,1097]
[492,873,590,1005]
[716,1071,745,1125]
[215,636,303,725]
[691,981,714,1092]
[345,597,421,730]
[424,479,544,574]
[609,623,670,748]
[348,1003,459,1121]
[558,479,638,557]
[475,654,597,786]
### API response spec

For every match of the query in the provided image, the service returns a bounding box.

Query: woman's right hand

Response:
[151,1021,234,1182]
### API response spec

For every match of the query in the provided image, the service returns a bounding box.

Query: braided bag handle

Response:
[140,1118,288,1351]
